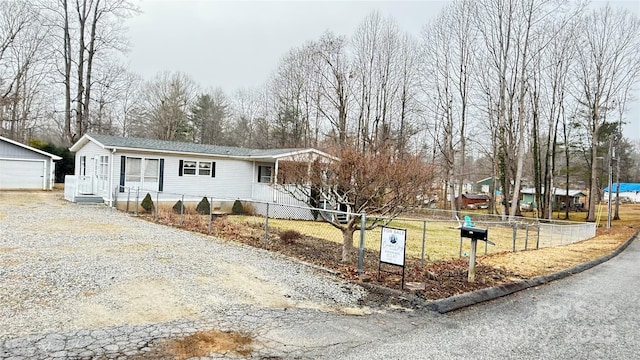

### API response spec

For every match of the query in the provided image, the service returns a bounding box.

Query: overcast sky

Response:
[125,0,640,141]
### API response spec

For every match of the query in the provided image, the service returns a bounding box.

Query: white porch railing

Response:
[64,175,77,202]
[251,183,310,207]
[64,175,96,202]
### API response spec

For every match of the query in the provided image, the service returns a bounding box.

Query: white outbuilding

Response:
[0,135,62,190]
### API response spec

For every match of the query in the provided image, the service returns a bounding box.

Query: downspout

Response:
[251,161,256,200]
[108,148,116,206]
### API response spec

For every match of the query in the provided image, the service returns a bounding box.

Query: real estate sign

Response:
[379,226,407,266]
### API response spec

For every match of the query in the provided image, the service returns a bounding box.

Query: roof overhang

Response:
[0,135,62,160]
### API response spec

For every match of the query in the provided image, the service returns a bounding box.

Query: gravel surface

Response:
[0,192,367,340]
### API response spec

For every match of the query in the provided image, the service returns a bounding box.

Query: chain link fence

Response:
[112,186,597,269]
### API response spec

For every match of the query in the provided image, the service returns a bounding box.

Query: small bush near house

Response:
[196,197,211,215]
[232,200,244,214]
[279,230,302,244]
[173,200,184,214]
[141,193,154,213]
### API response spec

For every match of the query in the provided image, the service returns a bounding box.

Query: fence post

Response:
[263,203,270,248]
[512,222,517,252]
[536,223,541,249]
[180,195,184,225]
[126,187,131,213]
[421,220,427,266]
[155,191,159,221]
[134,188,140,216]
[357,212,366,275]
[208,196,213,234]
[524,224,529,250]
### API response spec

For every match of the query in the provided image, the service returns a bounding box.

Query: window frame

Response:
[257,165,273,184]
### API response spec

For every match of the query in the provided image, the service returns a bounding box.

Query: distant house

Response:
[66,134,335,212]
[456,193,490,209]
[520,188,587,211]
[475,177,494,193]
[603,183,640,203]
[0,135,61,190]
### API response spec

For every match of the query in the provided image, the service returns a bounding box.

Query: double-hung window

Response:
[180,160,215,177]
[258,165,273,183]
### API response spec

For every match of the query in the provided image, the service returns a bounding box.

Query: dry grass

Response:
[162,330,253,359]
[483,204,639,277]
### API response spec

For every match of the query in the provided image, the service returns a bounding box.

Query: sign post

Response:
[378,226,407,289]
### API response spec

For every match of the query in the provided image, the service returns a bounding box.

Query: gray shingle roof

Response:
[87,134,303,158]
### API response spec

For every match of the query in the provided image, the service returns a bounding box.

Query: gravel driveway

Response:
[0,192,366,341]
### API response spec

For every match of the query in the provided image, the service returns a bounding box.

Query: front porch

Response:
[64,175,105,204]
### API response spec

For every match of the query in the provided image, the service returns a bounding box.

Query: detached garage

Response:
[0,136,61,190]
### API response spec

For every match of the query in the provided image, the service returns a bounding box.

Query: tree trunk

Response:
[341,225,356,263]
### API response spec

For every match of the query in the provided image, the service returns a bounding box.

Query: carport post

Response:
[357,213,366,274]
[421,220,427,266]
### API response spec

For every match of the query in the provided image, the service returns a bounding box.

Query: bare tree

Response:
[135,71,198,141]
[571,5,640,222]
[279,144,436,262]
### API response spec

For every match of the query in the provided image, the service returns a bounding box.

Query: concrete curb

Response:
[426,230,638,314]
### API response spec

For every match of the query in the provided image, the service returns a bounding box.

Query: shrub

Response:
[279,230,302,244]
[141,193,154,213]
[173,200,184,214]
[196,197,211,215]
[232,199,244,214]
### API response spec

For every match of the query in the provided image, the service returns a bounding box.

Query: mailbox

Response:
[461,226,488,241]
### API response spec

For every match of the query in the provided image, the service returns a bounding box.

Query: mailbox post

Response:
[460,226,493,283]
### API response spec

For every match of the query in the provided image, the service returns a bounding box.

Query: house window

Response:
[126,157,141,182]
[144,159,159,183]
[199,161,211,176]
[79,156,86,176]
[183,161,197,175]
[180,160,215,177]
[258,165,272,183]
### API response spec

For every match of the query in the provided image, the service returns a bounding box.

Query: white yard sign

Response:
[379,227,407,266]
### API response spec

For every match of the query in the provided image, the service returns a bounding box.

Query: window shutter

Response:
[178,160,183,176]
[159,159,164,191]
[211,162,216,178]
[258,166,262,182]
[119,156,126,192]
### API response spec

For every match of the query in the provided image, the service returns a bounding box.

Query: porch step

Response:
[74,195,104,204]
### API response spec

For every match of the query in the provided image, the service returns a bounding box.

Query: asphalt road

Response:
[324,233,640,360]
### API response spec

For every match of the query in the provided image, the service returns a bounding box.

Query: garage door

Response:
[0,159,45,190]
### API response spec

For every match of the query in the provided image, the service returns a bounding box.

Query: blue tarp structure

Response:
[603,183,640,192]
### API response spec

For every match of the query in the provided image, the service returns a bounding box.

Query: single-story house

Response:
[520,188,587,211]
[66,134,335,213]
[475,177,494,193]
[0,135,61,190]
[603,183,640,203]
[456,193,490,209]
